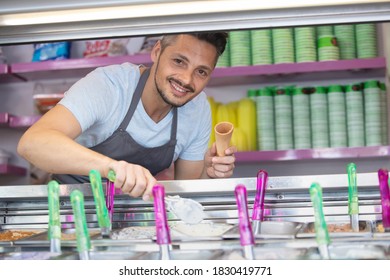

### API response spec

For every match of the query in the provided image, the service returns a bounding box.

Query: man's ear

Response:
[151,40,162,63]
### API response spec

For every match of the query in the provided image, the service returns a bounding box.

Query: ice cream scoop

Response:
[108,170,204,224]
[347,163,359,232]
[47,180,61,253]
[214,121,234,156]
[309,182,330,259]
[252,170,268,235]
[378,169,390,231]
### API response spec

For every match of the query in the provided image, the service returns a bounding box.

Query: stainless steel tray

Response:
[0,251,64,260]
[138,249,225,260]
[54,251,148,260]
[296,220,372,238]
[222,221,303,239]
[305,243,388,260]
[221,246,308,260]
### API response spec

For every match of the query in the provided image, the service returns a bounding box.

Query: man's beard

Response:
[154,59,194,108]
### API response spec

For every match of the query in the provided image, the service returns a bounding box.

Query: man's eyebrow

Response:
[175,54,213,72]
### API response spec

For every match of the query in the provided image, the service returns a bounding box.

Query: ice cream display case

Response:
[0,170,390,260]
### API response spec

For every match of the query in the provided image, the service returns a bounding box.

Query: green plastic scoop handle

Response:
[108,170,116,182]
[309,183,330,246]
[347,163,359,215]
[70,190,91,257]
[89,169,111,233]
[48,180,61,240]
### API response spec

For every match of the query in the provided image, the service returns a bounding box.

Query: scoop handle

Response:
[89,170,111,231]
[70,190,91,256]
[48,180,61,240]
[378,169,390,228]
[309,183,330,246]
[235,184,255,246]
[252,170,268,221]
[152,185,171,245]
[347,163,359,215]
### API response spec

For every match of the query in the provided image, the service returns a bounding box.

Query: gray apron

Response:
[53,68,177,183]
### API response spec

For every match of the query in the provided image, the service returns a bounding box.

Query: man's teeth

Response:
[172,82,186,93]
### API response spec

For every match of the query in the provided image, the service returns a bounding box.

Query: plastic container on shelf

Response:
[317,35,339,61]
[274,86,294,150]
[294,27,317,63]
[380,82,388,145]
[355,23,378,58]
[256,87,276,151]
[229,31,251,66]
[251,29,273,65]
[363,80,382,146]
[310,86,329,148]
[33,82,71,114]
[292,86,312,149]
[345,83,365,147]
[334,24,356,60]
[327,84,348,147]
[272,28,295,64]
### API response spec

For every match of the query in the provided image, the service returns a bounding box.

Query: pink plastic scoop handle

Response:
[252,170,268,221]
[105,180,115,220]
[152,184,171,245]
[235,184,255,246]
[378,169,390,228]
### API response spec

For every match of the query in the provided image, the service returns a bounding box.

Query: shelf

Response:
[0,112,40,128]
[235,146,390,163]
[0,164,27,176]
[1,56,386,85]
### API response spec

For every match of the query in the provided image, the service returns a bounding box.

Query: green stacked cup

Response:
[356,23,378,58]
[251,29,273,65]
[247,88,257,102]
[345,83,365,147]
[316,25,334,37]
[272,28,295,64]
[310,86,330,148]
[292,87,312,149]
[318,35,339,61]
[274,87,294,150]
[363,80,382,146]
[327,84,348,147]
[216,36,230,67]
[294,27,317,63]
[229,31,251,66]
[380,82,388,145]
[256,87,276,150]
[334,24,356,60]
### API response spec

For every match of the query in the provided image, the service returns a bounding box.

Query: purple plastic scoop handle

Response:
[152,184,171,245]
[105,180,115,220]
[252,170,268,221]
[235,184,255,246]
[378,169,390,228]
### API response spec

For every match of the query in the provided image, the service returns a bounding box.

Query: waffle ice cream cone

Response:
[214,122,234,156]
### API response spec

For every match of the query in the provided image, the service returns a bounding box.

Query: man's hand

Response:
[204,142,236,178]
[107,161,156,201]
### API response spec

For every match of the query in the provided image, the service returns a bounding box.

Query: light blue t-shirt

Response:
[59,62,211,162]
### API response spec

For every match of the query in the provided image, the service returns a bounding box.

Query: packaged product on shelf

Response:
[229,30,251,66]
[334,24,356,60]
[32,42,71,61]
[345,83,365,147]
[272,28,295,64]
[310,86,329,148]
[294,27,317,63]
[327,84,348,147]
[317,35,339,61]
[251,29,273,65]
[316,25,334,37]
[355,23,378,58]
[82,39,130,58]
[256,87,276,151]
[292,87,312,149]
[274,86,294,150]
[363,80,382,146]
[380,82,388,145]
[33,82,71,114]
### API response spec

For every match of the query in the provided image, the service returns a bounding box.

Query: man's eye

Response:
[174,58,183,64]
[198,70,208,77]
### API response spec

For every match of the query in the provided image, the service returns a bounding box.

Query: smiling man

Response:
[17,32,236,201]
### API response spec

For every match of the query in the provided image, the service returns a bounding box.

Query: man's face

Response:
[151,35,217,107]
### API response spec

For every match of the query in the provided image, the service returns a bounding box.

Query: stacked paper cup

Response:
[334,24,356,60]
[316,25,334,37]
[256,87,276,150]
[294,27,317,63]
[251,29,273,65]
[345,83,365,147]
[327,85,348,147]
[310,86,330,148]
[216,37,230,67]
[380,82,388,145]
[292,87,312,149]
[356,23,378,58]
[229,31,251,66]
[272,28,295,64]
[274,87,294,150]
[364,80,382,146]
[318,35,339,61]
